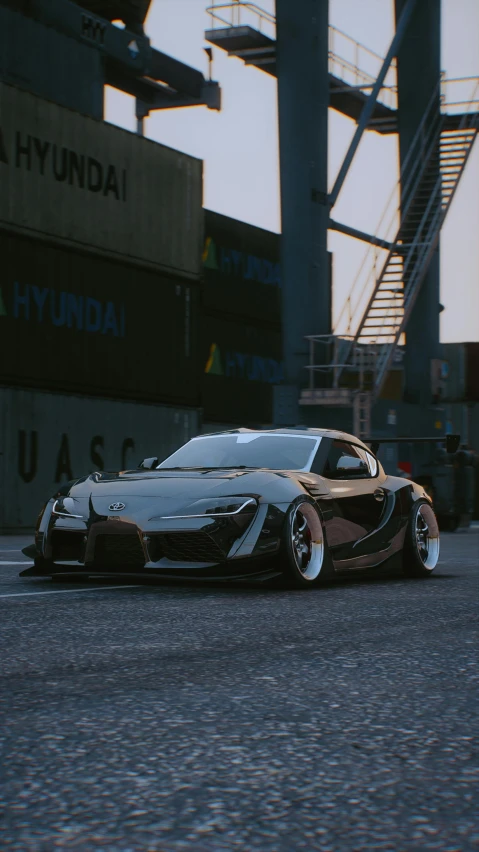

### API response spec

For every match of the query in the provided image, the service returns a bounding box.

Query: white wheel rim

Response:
[291,503,324,581]
[415,503,440,569]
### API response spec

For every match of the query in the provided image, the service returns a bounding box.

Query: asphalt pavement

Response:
[0,530,478,851]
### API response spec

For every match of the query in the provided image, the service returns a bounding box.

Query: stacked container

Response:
[0,81,203,529]
[201,210,282,428]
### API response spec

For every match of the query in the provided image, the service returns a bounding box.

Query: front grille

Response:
[94,534,145,567]
[51,531,84,562]
[159,531,226,563]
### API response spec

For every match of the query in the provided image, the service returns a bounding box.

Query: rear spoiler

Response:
[366,434,460,456]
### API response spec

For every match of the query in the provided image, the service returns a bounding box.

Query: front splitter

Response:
[20,561,281,583]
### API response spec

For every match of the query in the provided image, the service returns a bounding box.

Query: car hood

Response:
[64,468,294,500]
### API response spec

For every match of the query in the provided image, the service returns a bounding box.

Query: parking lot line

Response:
[0,585,141,599]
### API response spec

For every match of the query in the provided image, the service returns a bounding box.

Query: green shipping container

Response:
[0,230,200,407]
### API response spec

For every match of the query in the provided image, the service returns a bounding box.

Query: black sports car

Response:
[22,428,440,588]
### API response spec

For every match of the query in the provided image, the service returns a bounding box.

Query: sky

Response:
[105,0,479,343]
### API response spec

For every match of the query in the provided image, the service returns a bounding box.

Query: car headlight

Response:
[162,497,258,519]
[52,497,84,519]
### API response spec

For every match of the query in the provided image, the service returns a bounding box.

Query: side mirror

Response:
[336,456,369,476]
[138,457,159,470]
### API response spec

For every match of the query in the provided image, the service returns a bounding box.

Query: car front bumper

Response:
[23,500,287,581]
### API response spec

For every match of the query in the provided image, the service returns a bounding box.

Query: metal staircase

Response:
[343,80,478,397]
[302,77,478,437]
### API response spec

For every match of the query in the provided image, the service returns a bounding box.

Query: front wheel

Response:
[280,498,332,589]
[402,499,440,577]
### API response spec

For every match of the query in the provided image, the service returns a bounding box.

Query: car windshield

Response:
[158,434,320,471]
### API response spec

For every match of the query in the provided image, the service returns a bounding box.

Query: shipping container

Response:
[203,209,281,325]
[465,343,479,401]
[443,401,479,453]
[0,6,103,119]
[202,209,333,327]
[441,343,465,401]
[0,230,200,406]
[201,312,282,424]
[442,342,479,402]
[0,81,203,277]
[0,386,200,531]
[201,212,282,422]
[81,0,152,27]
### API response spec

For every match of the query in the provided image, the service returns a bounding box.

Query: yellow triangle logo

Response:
[203,236,218,269]
[205,343,223,375]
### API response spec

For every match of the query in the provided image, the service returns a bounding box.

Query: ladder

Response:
[353,392,371,441]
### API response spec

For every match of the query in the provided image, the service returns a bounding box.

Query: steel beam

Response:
[328,218,396,251]
[395,0,441,408]
[329,0,418,209]
[16,0,220,109]
[276,0,330,390]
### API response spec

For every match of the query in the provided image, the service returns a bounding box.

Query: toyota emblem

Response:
[108,502,126,511]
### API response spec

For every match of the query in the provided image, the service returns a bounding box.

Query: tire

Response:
[402,499,440,578]
[280,497,333,589]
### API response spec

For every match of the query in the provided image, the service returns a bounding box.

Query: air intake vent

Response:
[94,534,145,567]
[159,532,226,563]
[51,531,85,562]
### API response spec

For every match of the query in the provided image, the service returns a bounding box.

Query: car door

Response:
[319,439,386,561]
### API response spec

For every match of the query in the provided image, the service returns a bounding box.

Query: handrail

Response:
[328,21,397,109]
[373,192,444,388]
[206,2,275,33]
[353,106,443,341]
[371,80,479,391]
[206,4,477,117]
[333,77,444,338]
[335,76,479,342]
[328,55,397,109]
[205,2,397,108]
[329,24,396,69]
[206,3,396,66]
[441,76,479,112]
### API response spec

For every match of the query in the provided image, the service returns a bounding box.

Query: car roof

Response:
[199,427,372,452]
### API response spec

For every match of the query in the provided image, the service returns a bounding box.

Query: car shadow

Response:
[42,562,458,597]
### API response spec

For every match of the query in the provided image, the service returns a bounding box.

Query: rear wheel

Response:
[403,499,440,577]
[280,498,332,589]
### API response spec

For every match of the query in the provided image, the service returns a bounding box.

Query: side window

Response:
[323,440,369,479]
